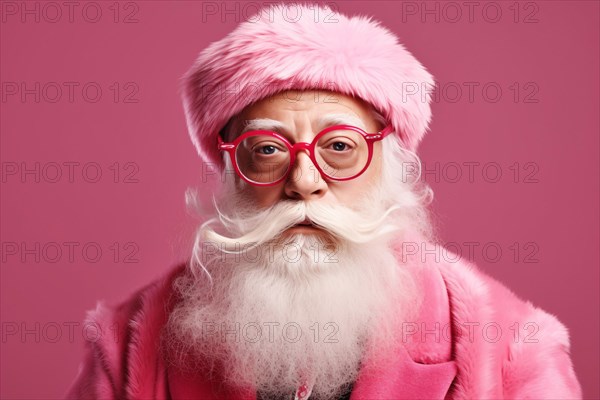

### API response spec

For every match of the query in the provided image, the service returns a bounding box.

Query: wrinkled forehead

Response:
[237,114,370,137]
[252,89,375,115]
[224,90,383,139]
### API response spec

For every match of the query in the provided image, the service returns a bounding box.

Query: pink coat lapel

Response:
[350,261,457,399]
[350,345,456,399]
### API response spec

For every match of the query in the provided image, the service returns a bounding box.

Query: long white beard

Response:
[164,184,431,399]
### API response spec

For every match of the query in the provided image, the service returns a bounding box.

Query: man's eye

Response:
[331,142,348,151]
[257,145,278,155]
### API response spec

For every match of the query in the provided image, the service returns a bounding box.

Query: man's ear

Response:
[368,107,387,132]
[219,123,230,142]
[220,114,244,142]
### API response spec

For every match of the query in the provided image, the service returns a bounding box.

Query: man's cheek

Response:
[246,186,280,208]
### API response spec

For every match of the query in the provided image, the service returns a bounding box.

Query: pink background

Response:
[1,1,598,398]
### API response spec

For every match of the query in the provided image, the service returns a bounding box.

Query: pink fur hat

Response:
[182,3,435,168]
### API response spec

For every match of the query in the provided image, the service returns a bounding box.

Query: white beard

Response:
[164,183,431,399]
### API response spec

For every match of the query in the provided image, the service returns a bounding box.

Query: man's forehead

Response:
[239,113,368,135]
[269,89,349,101]
[239,89,374,121]
[253,89,373,111]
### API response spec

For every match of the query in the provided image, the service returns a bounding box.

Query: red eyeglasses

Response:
[218,124,394,186]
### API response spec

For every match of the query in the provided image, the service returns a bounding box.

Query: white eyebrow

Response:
[239,114,368,136]
[240,118,289,134]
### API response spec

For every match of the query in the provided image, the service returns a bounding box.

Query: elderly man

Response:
[66,3,582,400]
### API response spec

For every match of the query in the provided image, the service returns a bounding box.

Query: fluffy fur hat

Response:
[182,2,435,168]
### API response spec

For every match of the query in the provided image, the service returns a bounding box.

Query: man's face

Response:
[231,90,384,231]
[166,91,422,397]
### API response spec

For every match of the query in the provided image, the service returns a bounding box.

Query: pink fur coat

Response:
[65,245,582,399]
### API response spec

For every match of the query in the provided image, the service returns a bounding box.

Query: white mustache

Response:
[200,198,403,253]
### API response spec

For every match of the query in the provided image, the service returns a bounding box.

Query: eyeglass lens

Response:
[234,128,369,183]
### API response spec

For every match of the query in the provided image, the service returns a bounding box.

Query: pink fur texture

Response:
[181,3,435,168]
[65,246,582,399]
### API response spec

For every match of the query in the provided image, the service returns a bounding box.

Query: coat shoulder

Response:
[431,254,582,399]
[65,263,187,399]
[88,262,186,358]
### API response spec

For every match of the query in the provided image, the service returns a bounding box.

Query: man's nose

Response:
[284,150,328,200]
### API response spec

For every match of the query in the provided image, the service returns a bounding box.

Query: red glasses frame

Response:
[217,124,394,186]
